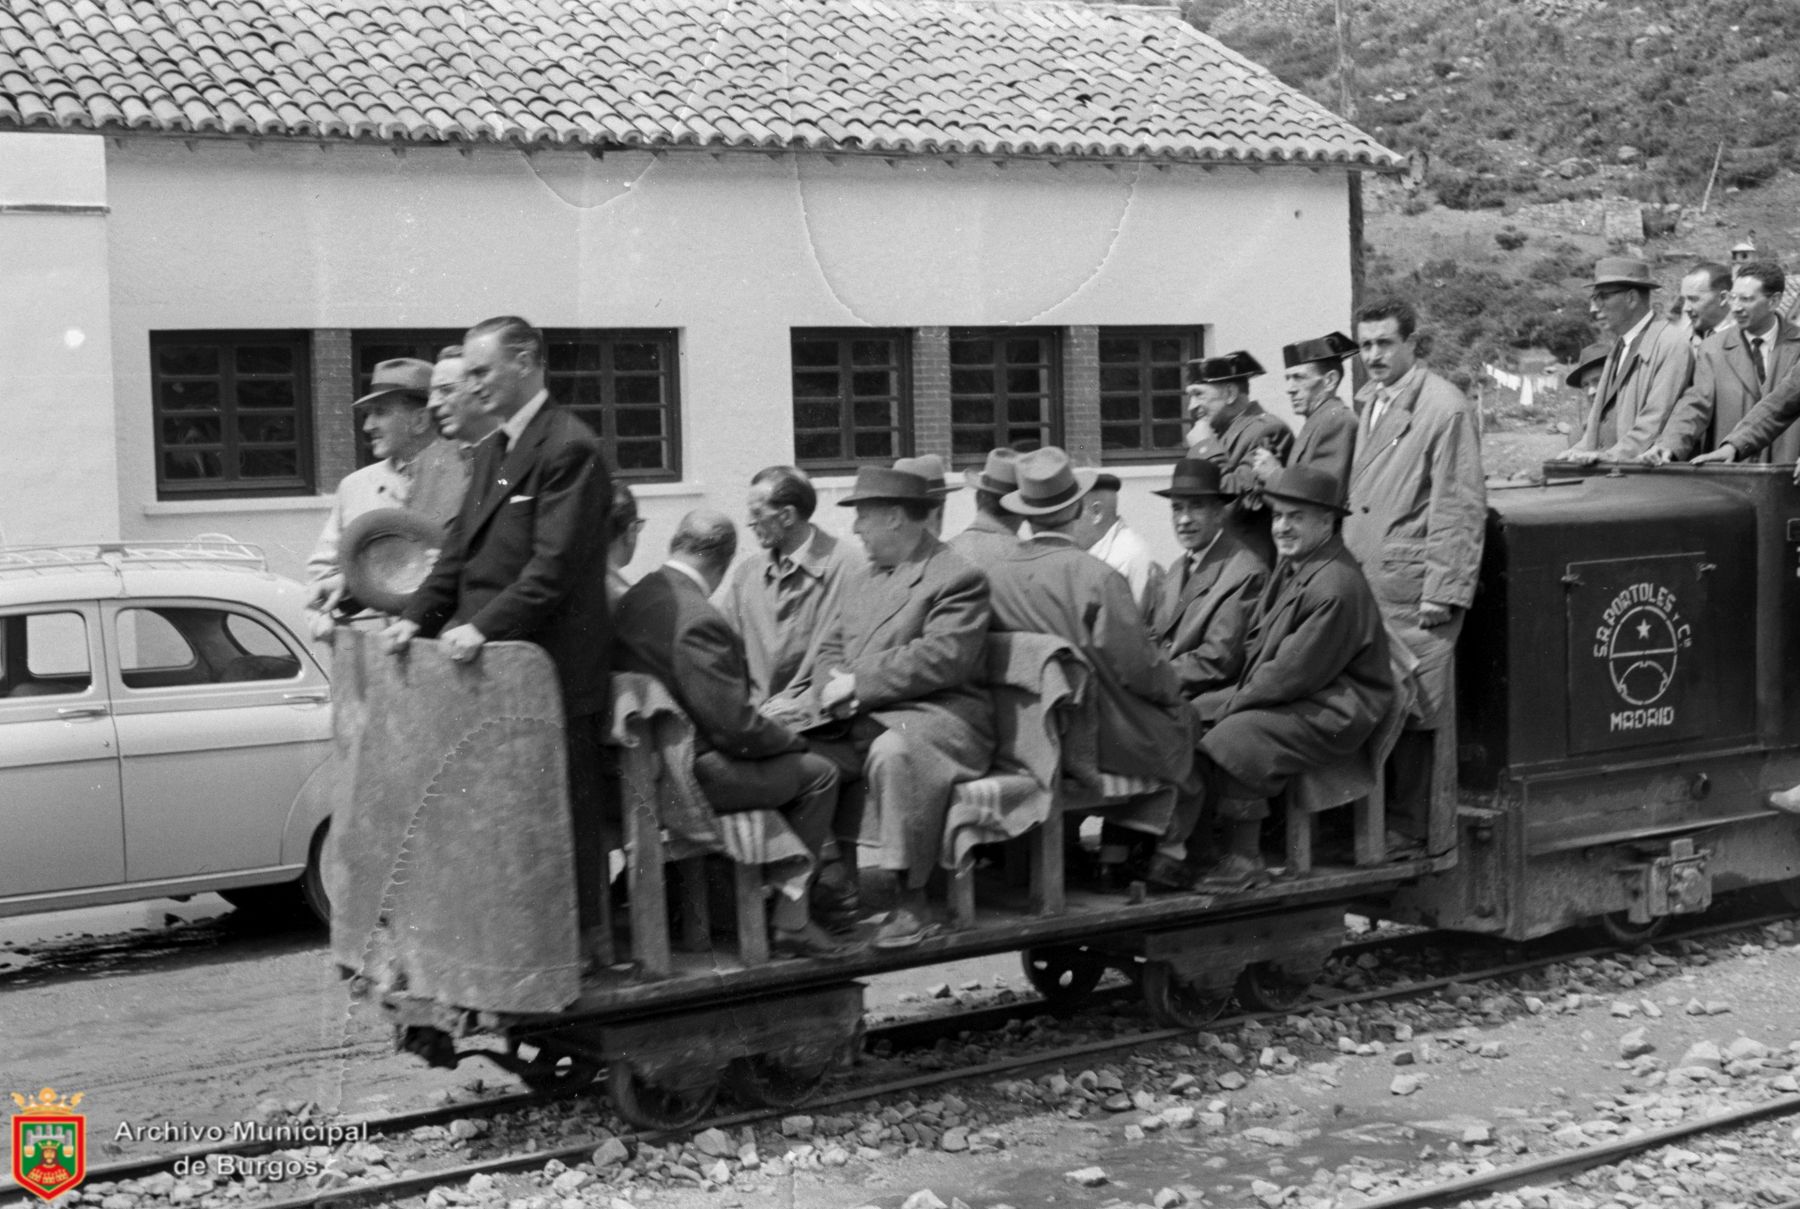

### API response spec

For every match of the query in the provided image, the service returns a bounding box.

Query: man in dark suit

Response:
[1681,262,1800,466]
[1194,467,1394,889]
[1183,351,1294,564]
[614,511,861,960]
[383,315,614,959]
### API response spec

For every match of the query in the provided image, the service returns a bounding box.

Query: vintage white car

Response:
[0,539,332,923]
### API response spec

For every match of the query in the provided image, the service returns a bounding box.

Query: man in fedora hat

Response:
[1184,350,1293,564]
[949,448,1024,564]
[986,448,1200,887]
[1192,466,1394,890]
[805,466,995,948]
[1076,472,1159,616]
[1679,262,1800,465]
[1556,257,1694,463]
[1146,459,1268,700]
[893,454,957,537]
[304,356,470,637]
[1565,341,1611,405]
[1263,332,1359,491]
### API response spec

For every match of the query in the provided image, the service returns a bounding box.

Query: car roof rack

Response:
[0,535,268,575]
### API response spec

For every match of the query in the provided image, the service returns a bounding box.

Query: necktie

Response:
[496,430,512,457]
[1604,340,1626,394]
[1750,336,1766,386]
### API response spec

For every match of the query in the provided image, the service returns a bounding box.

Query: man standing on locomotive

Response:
[1554,258,1694,463]
[807,466,996,949]
[382,316,615,966]
[1193,467,1394,889]
[1263,331,1359,491]
[1682,263,1800,466]
[1346,297,1485,849]
[614,510,863,960]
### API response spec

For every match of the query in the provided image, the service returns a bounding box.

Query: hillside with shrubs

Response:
[1190,0,1800,398]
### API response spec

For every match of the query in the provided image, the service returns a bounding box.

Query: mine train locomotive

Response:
[356,463,1800,1130]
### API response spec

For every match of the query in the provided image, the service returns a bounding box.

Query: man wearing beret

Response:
[1555,257,1694,463]
[1184,351,1294,564]
[1262,332,1359,492]
[1347,297,1485,845]
[807,466,995,948]
[304,357,470,637]
[1193,467,1394,889]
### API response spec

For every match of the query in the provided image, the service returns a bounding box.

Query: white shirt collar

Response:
[665,559,710,593]
[499,388,550,446]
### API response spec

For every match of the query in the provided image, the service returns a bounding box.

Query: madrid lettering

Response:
[1592,580,1692,730]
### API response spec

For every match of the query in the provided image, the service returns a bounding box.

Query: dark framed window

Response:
[151,332,314,498]
[949,328,1062,465]
[351,330,459,468]
[790,330,913,472]
[350,328,682,481]
[545,329,680,481]
[1097,327,1203,460]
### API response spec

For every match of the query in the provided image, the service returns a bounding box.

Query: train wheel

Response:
[608,1061,719,1131]
[515,1046,602,1094]
[1593,912,1669,946]
[1140,961,1233,1029]
[725,1049,831,1109]
[1235,962,1316,1013]
[1021,946,1106,1015]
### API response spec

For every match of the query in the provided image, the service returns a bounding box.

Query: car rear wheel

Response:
[222,826,330,926]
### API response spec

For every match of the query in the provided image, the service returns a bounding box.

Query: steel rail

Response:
[41,908,1796,1207]
[1348,1093,1800,1209]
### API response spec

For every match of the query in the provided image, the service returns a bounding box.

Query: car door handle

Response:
[282,691,330,705]
[56,706,109,720]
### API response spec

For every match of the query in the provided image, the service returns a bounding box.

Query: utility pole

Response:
[1335,0,1356,120]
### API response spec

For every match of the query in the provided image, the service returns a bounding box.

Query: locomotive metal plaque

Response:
[1565,552,1707,755]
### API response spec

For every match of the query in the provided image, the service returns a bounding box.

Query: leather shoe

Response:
[872,906,940,950]
[1140,854,1199,893]
[1194,852,1268,893]
[1770,784,1800,814]
[771,921,866,961]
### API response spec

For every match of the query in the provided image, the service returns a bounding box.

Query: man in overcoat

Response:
[1345,297,1485,842]
[1261,331,1359,490]
[1556,258,1694,463]
[1679,262,1800,466]
[385,315,614,961]
[1184,351,1293,563]
[1194,467,1394,889]
[808,467,995,949]
[614,510,860,960]
[984,449,1198,878]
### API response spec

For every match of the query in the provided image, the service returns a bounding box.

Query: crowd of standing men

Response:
[305,299,1498,968]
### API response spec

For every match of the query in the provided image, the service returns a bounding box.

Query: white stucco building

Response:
[0,0,1398,576]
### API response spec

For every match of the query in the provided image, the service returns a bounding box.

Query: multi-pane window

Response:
[790,331,912,471]
[350,328,681,480]
[151,332,314,498]
[1097,327,1202,459]
[546,329,680,480]
[948,329,1061,465]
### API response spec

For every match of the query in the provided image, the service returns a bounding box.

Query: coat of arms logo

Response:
[10,1087,86,1201]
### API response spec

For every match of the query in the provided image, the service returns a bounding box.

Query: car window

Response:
[116,606,302,688]
[1,611,92,698]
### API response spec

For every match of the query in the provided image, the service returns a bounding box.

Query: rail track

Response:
[37,905,1796,1209]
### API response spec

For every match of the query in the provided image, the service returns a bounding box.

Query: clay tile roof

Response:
[0,0,1399,167]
